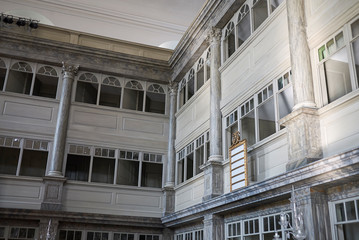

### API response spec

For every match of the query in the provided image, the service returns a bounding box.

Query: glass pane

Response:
[67,231,74,240]
[253,0,268,31]
[197,68,205,90]
[241,110,255,146]
[65,154,91,181]
[336,203,345,222]
[318,45,326,61]
[278,85,294,119]
[11,228,19,238]
[352,38,359,84]
[237,13,251,47]
[59,231,67,240]
[263,217,268,231]
[99,85,121,108]
[122,89,144,111]
[5,70,33,95]
[28,229,35,239]
[117,159,139,186]
[75,232,82,240]
[141,162,163,188]
[20,149,48,177]
[335,32,344,49]
[94,232,101,240]
[324,48,352,103]
[0,147,20,175]
[258,97,276,141]
[33,74,58,99]
[19,229,26,238]
[269,216,274,231]
[145,92,165,114]
[0,68,6,91]
[188,77,195,100]
[345,201,356,221]
[186,153,194,180]
[75,81,98,104]
[270,0,284,12]
[243,236,259,240]
[91,157,115,184]
[87,232,94,240]
[195,146,204,174]
[227,31,236,58]
[336,222,359,240]
[177,159,184,183]
[351,18,359,38]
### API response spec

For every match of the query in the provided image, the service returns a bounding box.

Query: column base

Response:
[203,214,224,240]
[163,186,175,216]
[47,170,64,178]
[202,156,223,202]
[41,176,66,211]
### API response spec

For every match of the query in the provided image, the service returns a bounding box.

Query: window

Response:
[0,58,7,91]
[330,197,359,240]
[145,84,166,114]
[33,66,58,99]
[122,80,144,111]
[5,62,33,95]
[114,233,134,240]
[177,149,185,184]
[270,0,284,12]
[142,153,163,188]
[92,147,116,184]
[196,58,205,91]
[75,73,99,104]
[138,235,160,240]
[225,110,239,158]
[8,228,36,240]
[86,232,108,240]
[237,4,251,48]
[252,0,269,31]
[65,144,91,182]
[318,18,359,105]
[257,84,275,141]
[59,230,82,240]
[195,134,205,174]
[206,49,211,81]
[240,98,256,146]
[224,22,236,59]
[99,76,122,108]
[0,136,48,177]
[176,230,203,240]
[188,69,195,101]
[117,150,139,186]
[179,78,187,108]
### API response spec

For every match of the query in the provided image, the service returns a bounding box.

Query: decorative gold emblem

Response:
[231,131,240,146]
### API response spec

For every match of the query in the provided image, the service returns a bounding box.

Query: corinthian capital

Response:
[207,27,222,44]
[168,81,178,95]
[61,62,79,76]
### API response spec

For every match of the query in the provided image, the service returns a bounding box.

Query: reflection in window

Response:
[253,0,269,31]
[237,4,251,48]
[145,84,165,114]
[100,76,122,108]
[75,73,99,104]
[6,62,33,95]
[92,157,115,184]
[33,66,58,99]
[122,80,144,111]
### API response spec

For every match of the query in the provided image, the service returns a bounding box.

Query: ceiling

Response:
[0,0,207,49]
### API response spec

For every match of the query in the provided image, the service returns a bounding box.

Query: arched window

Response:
[123,80,144,111]
[206,49,211,81]
[196,58,205,91]
[188,69,195,100]
[75,73,99,104]
[237,4,251,48]
[6,62,33,95]
[0,58,6,91]
[225,22,236,59]
[252,0,269,31]
[33,66,58,99]
[145,84,166,114]
[179,78,186,108]
[100,76,122,108]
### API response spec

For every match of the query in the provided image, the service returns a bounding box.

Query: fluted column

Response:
[163,83,177,215]
[202,28,223,201]
[280,0,322,170]
[48,62,79,177]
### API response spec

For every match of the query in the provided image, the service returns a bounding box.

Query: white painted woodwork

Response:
[174,175,204,211]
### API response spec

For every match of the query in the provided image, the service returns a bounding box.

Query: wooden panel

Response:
[3,101,53,121]
[72,110,117,129]
[123,118,164,135]
[116,193,161,207]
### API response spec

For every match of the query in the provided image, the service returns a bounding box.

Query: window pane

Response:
[352,38,359,85]
[65,154,90,181]
[244,236,259,240]
[345,201,356,221]
[0,147,20,175]
[33,75,58,99]
[91,157,115,184]
[75,81,98,104]
[336,203,345,222]
[324,48,352,103]
[253,0,269,31]
[178,159,184,183]
[99,85,121,108]
[141,162,162,188]
[186,153,194,180]
[278,85,294,119]
[336,222,359,240]
[195,146,204,174]
[227,31,236,58]
[237,13,251,47]
[351,18,359,38]
[197,68,205,90]
[0,68,6,91]
[20,149,48,177]
[188,78,195,100]
[258,98,276,141]
[145,92,165,114]
[270,0,284,12]
[67,231,74,240]
[117,159,139,186]
[179,86,186,107]
[59,231,67,240]
[122,89,144,111]
[6,70,33,94]
[241,111,255,146]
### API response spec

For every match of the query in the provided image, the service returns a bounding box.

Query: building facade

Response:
[1,0,359,240]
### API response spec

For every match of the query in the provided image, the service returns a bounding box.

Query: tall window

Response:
[252,0,269,31]
[0,58,7,91]
[5,62,33,95]
[145,84,166,114]
[142,153,163,188]
[117,150,139,186]
[59,230,82,240]
[179,78,187,109]
[206,49,211,81]
[0,136,48,177]
[240,98,256,146]
[224,22,236,59]
[92,147,116,184]
[75,73,99,104]
[99,76,122,108]
[330,197,359,240]
[225,110,239,158]
[188,69,195,100]
[33,66,59,99]
[318,18,359,105]
[65,144,91,182]
[237,4,251,48]
[122,80,144,111]
[196,58,205,91]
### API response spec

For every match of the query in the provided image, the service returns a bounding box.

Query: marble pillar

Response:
[162,228,174,240]
[39,218,59,240]
[202,27,224,201]
[163,84,177,215]
[203,214,224,240]
[281,0,322,170]
[48,62,79,177]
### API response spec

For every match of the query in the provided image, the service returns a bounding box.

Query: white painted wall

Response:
[174,174,204,211]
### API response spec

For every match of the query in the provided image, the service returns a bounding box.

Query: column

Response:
[39,218,59,240]
[203,214,224,240]
[163,83,177,215]
[48,62,79,177]
[41,62,78,211]
[202,27,223,201]
[279,0,322,170]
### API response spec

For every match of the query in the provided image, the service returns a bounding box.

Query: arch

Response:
[102,76,121,87]
[147,84,165,94]
[125,80,143,90]
[78,73,98,83]
[197,58,204,71]
[11,62,32,72]
[34,65,59,99]
[37,66,58,76]
[238,4,250,22]
[225,22,235,37]
[146,84,166,114]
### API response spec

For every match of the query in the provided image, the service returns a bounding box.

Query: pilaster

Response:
[41,177,66,210]
[162,228,174,240]
[203,214,224,240]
